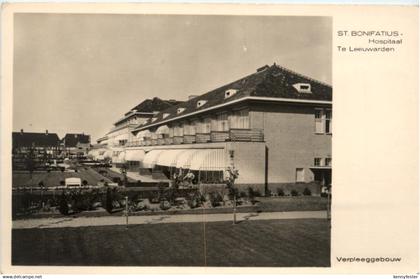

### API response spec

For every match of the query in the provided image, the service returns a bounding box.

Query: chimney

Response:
[45,130,48,135]
[20,129,24,134]
[188,95,199,100]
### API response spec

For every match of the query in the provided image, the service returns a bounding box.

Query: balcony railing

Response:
[230,128,264,142]
[211,131,230,142]
[173,136,184,144]
[184,135,196,144]
[126,129,264,147]
[196,133,211,143]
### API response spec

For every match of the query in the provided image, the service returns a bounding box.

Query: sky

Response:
[13,14,331,141]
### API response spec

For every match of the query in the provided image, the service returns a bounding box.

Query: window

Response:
[174,125,184,137]
[216,113,229,131]
[225,89,238,99]
[315,108,332,134]
[162,113,170,119]
[325,110,332,134]
[177,108,185,114]
[197,118,211,133]
[314,157,322,166]
[293,83,312,93]
[230,109,250,129]
[183,122,196,135]
[197,100,207,108]
[296,168,305,182]
[325,158,332,167]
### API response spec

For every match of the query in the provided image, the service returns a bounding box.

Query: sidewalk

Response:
[13,210,327,229]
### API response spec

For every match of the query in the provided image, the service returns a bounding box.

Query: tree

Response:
[225,166,239,224]
[25,147,36,179]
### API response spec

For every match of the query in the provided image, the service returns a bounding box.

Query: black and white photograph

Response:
[10,13,333,267]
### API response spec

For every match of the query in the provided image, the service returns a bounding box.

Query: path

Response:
[13,210,327,229]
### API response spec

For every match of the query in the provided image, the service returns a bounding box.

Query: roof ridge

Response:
[273,64,331,87]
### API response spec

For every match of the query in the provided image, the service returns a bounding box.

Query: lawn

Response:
[12,169,112,187]
[12,219,330,267]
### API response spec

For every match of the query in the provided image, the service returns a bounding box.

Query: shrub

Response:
[38,181,45,188]
[160,200,171,210]
[254,189,262,197]
[277,188,285,196]
[82,180,88,186]
[105,188,113,213]
[209,192,223,207]
[291,189,299,196]
[58,192,69,215]
[59,180,65,186]
[239,191,247,198]
[247,187,255,200]
[303,187,312,196]
[265,189,272,197]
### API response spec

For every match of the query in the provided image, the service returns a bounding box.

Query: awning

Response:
[103,150,112,159]
[125,149,146,161]
[118,151,126,162]
[142,150,164,168]
[156,149,186,167]
[156,125,170,135]
[136,130,151,139]
[190,149,226,171]
[175,149,200,169]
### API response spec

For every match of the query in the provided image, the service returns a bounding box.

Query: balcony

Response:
[196,133,211,143]
[126,129,264,147]
[230,128,264,142]
[173,136,184,144]
[183,135,196,144]
[210,131,230,142]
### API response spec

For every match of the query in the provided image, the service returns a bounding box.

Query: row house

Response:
[119,63,332,194]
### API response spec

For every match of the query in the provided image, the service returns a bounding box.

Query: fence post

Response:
[125,196,129,229]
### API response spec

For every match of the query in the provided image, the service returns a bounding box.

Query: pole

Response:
[125,196,129,229]
[233,194,237,225]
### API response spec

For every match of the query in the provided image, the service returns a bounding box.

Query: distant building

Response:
[61,133,91,158]
[12,129,60,157]
[92,97,181,166]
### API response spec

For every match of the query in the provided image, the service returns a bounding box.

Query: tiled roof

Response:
[63,133,90,147]
[12,132,60,148]
[133,63,332,131]
[125,97,182,116]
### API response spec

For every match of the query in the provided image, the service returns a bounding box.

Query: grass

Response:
[12,219,330,267]
[13,169,111,187]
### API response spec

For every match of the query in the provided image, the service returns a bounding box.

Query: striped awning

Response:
[176,149,200,169]
[156,149,186,167]
[156,125,170,135]
[103,150,113,159]
[136,130,151,139]
[125,149,146,161]
[190,149,226,171]
[142,150,164,168]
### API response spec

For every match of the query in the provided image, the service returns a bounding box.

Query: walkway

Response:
[13,210,327,229]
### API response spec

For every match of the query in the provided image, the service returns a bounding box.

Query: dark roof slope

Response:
[125,97,182,116]
[13,132,60,148]
[133,63,332,131]
[63,133,90,147]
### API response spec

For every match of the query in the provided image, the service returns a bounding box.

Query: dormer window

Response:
[225,89,238,99]
[151,117,157,122]
[293,83,312,93]
[197,100,207,108]
[162,113,170,119]
[177,108,186,114]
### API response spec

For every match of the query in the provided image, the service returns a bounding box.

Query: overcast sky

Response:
[13,14,331,141]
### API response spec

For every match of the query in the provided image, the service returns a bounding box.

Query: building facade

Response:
[61,133,91,158]
[103,64,332,193]
[97,63,333,195]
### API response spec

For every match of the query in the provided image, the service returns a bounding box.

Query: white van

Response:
[65,177,82,187]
